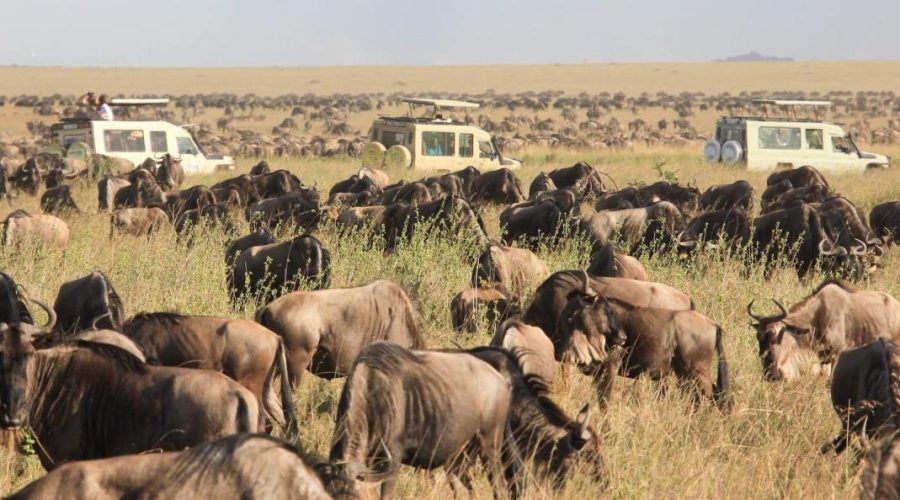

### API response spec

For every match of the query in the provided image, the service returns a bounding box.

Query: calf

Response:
[450,286,515,333]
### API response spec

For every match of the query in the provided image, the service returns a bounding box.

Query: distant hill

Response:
[715,52,794,63]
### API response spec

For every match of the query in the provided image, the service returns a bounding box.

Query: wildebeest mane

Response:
[123,311,188,329]
[97,271,124,322]
[72,339,147,373]
[789,278,859,313]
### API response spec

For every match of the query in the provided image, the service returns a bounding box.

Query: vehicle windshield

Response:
[845,134,862,157]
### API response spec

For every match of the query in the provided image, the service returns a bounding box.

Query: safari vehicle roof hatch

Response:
[751,99,832,120]
[400,97,480,124]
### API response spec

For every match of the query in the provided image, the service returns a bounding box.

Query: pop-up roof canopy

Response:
[401,97,480,109]
[752,99,832,107]
[108,98,170,106]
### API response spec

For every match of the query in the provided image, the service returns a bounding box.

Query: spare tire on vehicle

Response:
[66,141,92,162]
[703,139,721,162]
[360,142,386,169]
[721,140,743,165]
[384,145,412,169]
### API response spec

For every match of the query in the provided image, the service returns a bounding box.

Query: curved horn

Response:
[677,239,697,248]
[582,270,596,297]
[818,239,846,256]
[747,300,764,322]
[91,311,112,330]
[772,300,788,321]
[872,244,885,257]
[851,238,867,256]
[31,299,57,332]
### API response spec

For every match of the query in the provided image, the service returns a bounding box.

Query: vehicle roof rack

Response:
[400,97,480,109]
[751,99,832,120]
[108,98,170,107]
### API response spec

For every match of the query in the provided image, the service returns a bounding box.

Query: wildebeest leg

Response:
[445,451,476,498]
[593,348,624,411]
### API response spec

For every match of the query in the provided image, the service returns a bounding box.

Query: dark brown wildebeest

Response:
[6,434,356,500]
[442,165,481,198]
[817,196,880,245]
[546,161,605,200]
[381,181,433,205]
[211,174,261,207]
[557,293,729,407]
[109,207,171,237]
[747,279,900,381]
[635,180,701,214]
[767,165,829,190]
[175,204,236,235]
[471,243,549,299]
[154,154,185,191]
[246,191,321,233]
[578,201,684,253]
[229,234,330,303]
[469,168,525,205]
[329,172,377,196]
[0,326,260,469]
[382,197,488,252]
[419,167,475,199]
[39,185,79,216]
[821,338,896,455]
[762,183,832,213]
[450,286,515,333]
[252,169,303,199]
[123,312,295,432]
[53,271,125,334]
[2,210,70,251]
[332,205,386,235]
[861,432,900,500]
[224,228,275,264]
[256,280,423,384]
[97,175,131,212]
[7,157,41,196]
[528,171,557,199]
[490,319,556,387]
[0,272,33,325]
[586,243,649,281]
[327,185,382,208]
[677,207,751,255]
[358,166,390,188]
[870,201,900,245]
[499,199,567,249]
[698,180,754,211]
[250,159,271,175]
[113,169,165,209]
[43,168,66,190]
[760,179,793,212]
[531,188,580,216]
[163,184,217,220]
[523,271,692,353]
[594,187,647,211]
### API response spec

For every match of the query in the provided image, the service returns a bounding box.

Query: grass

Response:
[0,147,899,498]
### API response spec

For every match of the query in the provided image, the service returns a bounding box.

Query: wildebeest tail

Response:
[236,392,255,433]
[502,420,527,498]
[276,339,297,437]
[713,325,731,411]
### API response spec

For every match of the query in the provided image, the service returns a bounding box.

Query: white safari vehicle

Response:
[703,99,890,172]
[361,97,521,171]
[50,98,234,174]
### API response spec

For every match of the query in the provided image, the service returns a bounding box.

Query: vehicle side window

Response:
[832,135,853,154]
[177,137,199,155]
[103,130,145,153]
[421,131,455,157]
[150,131,168,153]
[479,141,495,158]
[758,126,800,150]
[805,129,823,150]
[459,134,474,157]
[381,131,407,148]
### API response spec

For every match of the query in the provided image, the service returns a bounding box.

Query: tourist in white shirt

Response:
[98,95,114,121]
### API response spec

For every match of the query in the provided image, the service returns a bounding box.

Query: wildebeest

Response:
[123,312,295,432]
[2,210,70,251]
[164,184,217,220]
[586,243,649,281]
[450,286,515,333]
[6,434,356,500]
[557,293,729,407]
[358,166,390,188]
[0,325,260,469]
[760,179,794,212]
[767,165,829,189]
[155,154,185,191]
[531,188,580,216]
[578,201,684,253]
[229,234,330,303]
[677,207,751,254]
[822,338,896,455]
[747,279,900,381]
[698,180,754,211]
[256,279,424,384]
[97,175,131,212]
[635,180,701,214]
[0,272,33,325]
[523,271,693,352]
[246,191,321,233]
[594,187,647,211]
[250,160,271,176]
[109,207,171,237]
[870,201,900,245]
[469,167,525,205]
[381,181,433,205]
[7,157,41,196]
[490,319,556,386]
[252,169,303,199]
[331,205,386,235]
[113,169,166,209]
[471,243,549,299]
[53,271,125,334]
[528,171,557,199]
[39,185,79,215]
[175,204,235,235]
[382,197,488,252]
[211,174,261,207]
[546,161,605,200]
[224,228,275,264]
[762,183,832,213]
[499,199,567,249]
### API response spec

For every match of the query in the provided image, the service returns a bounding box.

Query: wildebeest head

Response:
[747,300,814,381]
[556,282,626,366]
[543,403,606,485]
[0,299,55,429]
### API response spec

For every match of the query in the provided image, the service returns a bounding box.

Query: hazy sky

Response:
[2,0,898,66]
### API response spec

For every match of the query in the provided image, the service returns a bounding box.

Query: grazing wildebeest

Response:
[557,293,729,407]
[358,166,390,188]
[7,158,41,196]
[821,339,896,455]
[443,165,481,198]
[332,205,386,235]
[53,271,125,334]
[113,169,166,209]
[381,181,433,205]
[382,197,488,252]
[578,201,684,253]
[450,286,515,333]
[767,165,829,189]
[594,187,646,211]
[747,279,900,381]
[229,234,330,303]
[523,271,692,352]
[211,174,261,207]
[175,204,235,235]
[2,210,70,251]
[698,180,754,211]
[870,201,900,245]
[677,207,751,254]
[164,184,217,220]
[546,161,605,200]
[155,154,185,191]
[0,272,33,325]
[256,280,423,384]
[532,188,580,216]
[6,434,356,500]
[490,319,556,387]
[471,243,549,299]
[763,183,832,213]
[109,207,171,237]
[586,243,649,281]
[0,325,260,469]
[40,185,79,215]
[760,179,794,212]
[499,199,567,249]
[252,169,302,199]
[470,168,525,205]
[123,312,295,432]
[246,191,321,233]
[528,171,557,199]
[224,228,275,264]
[861,432,900,500]
[635,180,701,214]
[97,175,131,212]
[250,160,271,176]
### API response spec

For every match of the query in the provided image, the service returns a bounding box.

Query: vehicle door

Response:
[754,125,802,170]
[418,130,456,170]
[802,128,828,168]
[827,133,863,172]
[476,138,501,170]
[176,136,203,174]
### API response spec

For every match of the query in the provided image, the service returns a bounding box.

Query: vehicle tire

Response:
[384,145,412,169]
[721,140,743,165]
[360,142,386,169]
[65,141,92,161]
[703,139,721,162]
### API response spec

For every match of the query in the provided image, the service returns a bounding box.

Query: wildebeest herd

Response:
[2,156,900,499]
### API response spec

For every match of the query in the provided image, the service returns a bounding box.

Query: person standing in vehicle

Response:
[98,95,114,121]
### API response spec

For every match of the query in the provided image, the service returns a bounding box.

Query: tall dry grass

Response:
[0,147,899,497]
